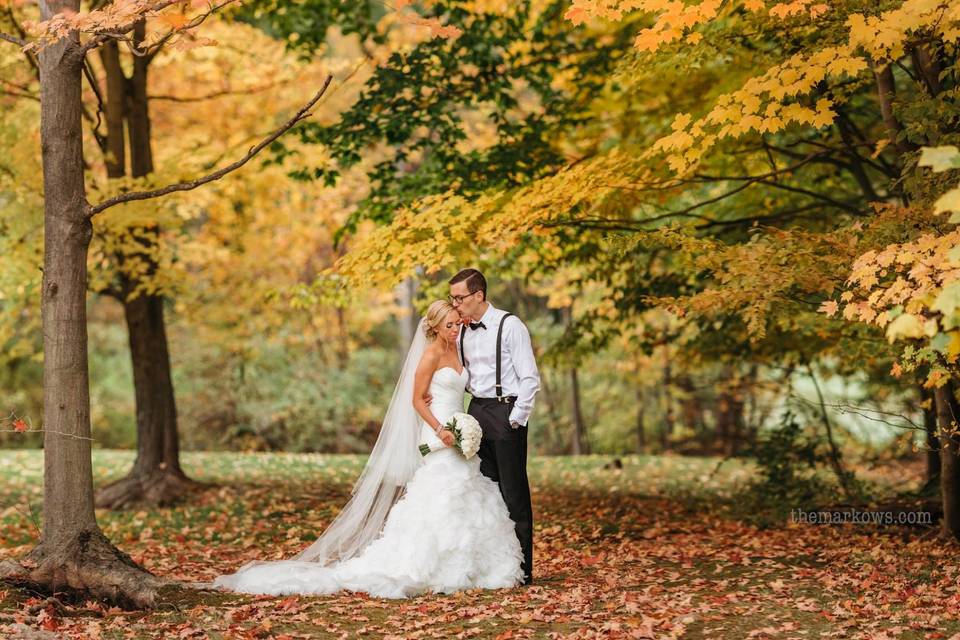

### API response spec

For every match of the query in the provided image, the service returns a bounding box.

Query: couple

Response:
[212,269,541,598]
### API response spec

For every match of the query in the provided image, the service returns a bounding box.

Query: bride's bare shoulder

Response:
[418,342,442,370]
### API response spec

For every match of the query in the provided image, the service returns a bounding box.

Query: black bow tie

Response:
[468,321,486,331]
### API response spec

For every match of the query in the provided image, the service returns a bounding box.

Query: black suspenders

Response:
[495,313,513,402]
[460,313,514,402]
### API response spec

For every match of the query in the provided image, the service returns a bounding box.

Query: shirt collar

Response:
[478,301,498,327]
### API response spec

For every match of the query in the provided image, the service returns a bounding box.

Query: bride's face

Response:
[442,310,461,345]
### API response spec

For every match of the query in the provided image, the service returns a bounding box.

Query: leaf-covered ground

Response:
[1,450,959,639]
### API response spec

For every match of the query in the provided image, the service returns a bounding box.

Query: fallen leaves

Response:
[1,452,960,638]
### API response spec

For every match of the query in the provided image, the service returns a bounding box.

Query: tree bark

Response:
[873,63,916,155]
[636,386,646,453]
[922,385,941,485]
[93,24,206,509]
[95,291,203,508]
[569,366,588,455]
[0,3,165,606]
[935,382,960,540]
[661,354,673,451]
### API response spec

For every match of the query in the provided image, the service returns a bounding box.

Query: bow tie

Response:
[468,321,486,331]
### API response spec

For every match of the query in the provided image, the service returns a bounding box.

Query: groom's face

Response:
[450,281,483,321]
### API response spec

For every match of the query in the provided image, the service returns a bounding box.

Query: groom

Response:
[448,268,540,585]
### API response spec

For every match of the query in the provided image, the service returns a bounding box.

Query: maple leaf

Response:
[12,418,28,432]
[818,300,838,316]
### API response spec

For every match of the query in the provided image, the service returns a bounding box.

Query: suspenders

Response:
[460,312,515,402]
[495,313,513,402]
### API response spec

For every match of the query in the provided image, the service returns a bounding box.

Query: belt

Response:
[471,395,517,405]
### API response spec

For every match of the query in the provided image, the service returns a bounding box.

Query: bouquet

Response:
[420,412,482,459]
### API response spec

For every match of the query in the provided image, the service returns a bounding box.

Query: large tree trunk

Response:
[935,382,960,540]
[93,26,205,508]
[0,6,164,606]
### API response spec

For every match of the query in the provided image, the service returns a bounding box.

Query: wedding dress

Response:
[212,365,525,598]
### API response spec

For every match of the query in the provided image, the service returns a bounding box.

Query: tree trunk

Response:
[0,7,165,606]
[922,385,941,485]
[93,25,205,509]
[396,276,418,354]
[569,366,588,455]
[96,292,203,508]
[935,382,960,540]
[636,386,646,453]
[537,369,565,455]
[678,374,708,449]
[661,354,673,451]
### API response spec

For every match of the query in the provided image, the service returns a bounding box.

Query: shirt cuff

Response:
[509,408,530,426]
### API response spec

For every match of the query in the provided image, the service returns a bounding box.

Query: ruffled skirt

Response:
[212,444,525,598]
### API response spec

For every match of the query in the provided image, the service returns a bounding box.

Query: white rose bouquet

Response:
[420,412,482,459]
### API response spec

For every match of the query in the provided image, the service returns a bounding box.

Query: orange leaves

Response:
[819,300,838,317]
[22,0,237,53]
[393,1,464,40]
[156,10,190,30]
[404,16,463,40]
[633,0,723,52]
[825,198,960,382]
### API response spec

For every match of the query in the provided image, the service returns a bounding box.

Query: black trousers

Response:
[468,396,533,583]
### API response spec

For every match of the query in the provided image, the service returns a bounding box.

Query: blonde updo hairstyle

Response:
[423,300,456,342]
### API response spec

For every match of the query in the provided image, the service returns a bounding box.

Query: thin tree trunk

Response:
[569,367,587,455]
[662,353,673,451]
[911,44,942,96]
[538,369,565,455]
[873,63,916,155]
[936,382,960,540]
[922,385,941,485]
[93,23,205,508]
[396,276,418,354]
[0,3,164,605]
[805,362,854,499]
[636,386,646,453]
[98,40,125,178]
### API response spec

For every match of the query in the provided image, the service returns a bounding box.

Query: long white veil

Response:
[216,318,427,581]
[292,318,426,564]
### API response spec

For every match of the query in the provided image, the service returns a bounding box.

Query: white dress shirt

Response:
[459,302,541,426]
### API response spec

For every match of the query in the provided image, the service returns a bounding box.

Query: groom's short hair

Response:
[449,268,487,300]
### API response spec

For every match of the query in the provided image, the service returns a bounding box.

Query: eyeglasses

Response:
[447,291,480,305]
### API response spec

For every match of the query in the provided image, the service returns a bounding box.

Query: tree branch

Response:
[86,75,333,218]
[149,80,293,103]
[0,31,26,47]
[78,0,236,56]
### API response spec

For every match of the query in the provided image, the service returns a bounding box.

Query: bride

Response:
[212,300,525,598]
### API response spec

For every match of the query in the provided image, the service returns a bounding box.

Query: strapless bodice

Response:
[419,366,468,450]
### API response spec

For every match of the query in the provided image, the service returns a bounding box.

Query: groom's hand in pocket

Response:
[438,429,455,447]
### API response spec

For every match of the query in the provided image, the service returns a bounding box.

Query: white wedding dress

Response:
[213,366,525,598]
